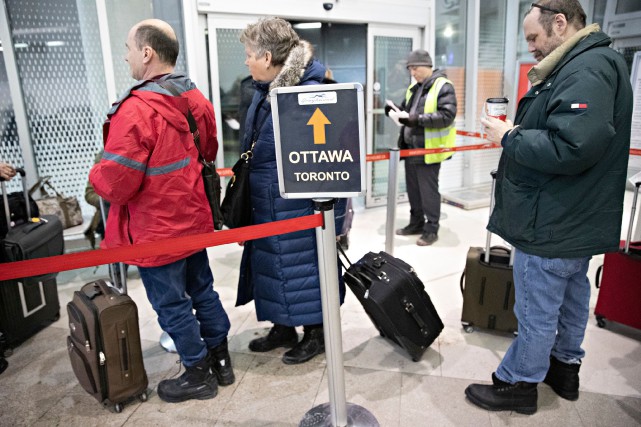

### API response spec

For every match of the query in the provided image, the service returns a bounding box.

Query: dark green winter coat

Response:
[488,29,633,258]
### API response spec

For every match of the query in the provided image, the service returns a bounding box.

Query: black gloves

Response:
[399,114,419,127]
[384,102,400,117]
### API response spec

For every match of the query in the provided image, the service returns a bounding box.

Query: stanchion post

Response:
[313,198,347,426]
[300,198,379,427]
[385,148,400,255]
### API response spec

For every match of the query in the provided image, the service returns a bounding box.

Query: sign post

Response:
[271,83,378,427]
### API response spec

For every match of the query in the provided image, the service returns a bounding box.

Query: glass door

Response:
[366,25,421,207]
[206,15,258,169]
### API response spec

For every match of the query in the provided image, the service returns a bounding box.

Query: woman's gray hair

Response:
[240,17,300,67]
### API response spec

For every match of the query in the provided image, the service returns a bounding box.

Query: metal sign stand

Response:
[385,148,400,255]
[299,199,378,427]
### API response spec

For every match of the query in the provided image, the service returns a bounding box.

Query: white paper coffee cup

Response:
[486,97,509,121]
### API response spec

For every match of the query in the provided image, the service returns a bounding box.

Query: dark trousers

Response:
[138,250,230,367]
[404,161,441,234]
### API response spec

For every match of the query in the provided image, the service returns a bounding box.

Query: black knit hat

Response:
[406,49,433,68]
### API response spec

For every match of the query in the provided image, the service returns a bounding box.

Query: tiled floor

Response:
[1,192,640,426]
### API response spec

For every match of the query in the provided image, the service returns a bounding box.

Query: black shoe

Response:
[248,324,298,352]
[417,232,438,246]
[338,234,349,250]
[209,339,235,386]
[544,356,580,401]
[395,224,424,236]
[157,358,218,403]
[282,326,325,365]
[0,357,7,375]
[465,373,538,415]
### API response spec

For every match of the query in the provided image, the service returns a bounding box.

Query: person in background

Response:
[0,161,16,375]
[0,162,16,181]
[465,0,633,414]
[236,17,346,365]
[385,49,457,246]
[90,19,234,403]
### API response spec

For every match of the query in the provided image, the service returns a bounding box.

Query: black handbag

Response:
[221,97,269,229]
[157,80,223,230]
[221,149,253,229]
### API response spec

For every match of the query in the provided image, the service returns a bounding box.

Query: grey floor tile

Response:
[401,374,493,427]
[574,391,641,427]
[214,355,325,426]
[314,365,402,426]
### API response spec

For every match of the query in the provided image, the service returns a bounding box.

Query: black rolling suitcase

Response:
[460,170,517,334]
[0,168,64,353]
[341,248,443,361]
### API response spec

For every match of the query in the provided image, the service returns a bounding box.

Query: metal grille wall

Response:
[0,49,23,193]
[4,0,108,214]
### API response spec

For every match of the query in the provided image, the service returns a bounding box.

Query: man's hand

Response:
[399,114,419,127]
[480,116,514,143]
[384,101,400,117]
[0,163,16,181]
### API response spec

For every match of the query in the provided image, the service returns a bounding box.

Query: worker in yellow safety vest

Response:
[385,49,458,246]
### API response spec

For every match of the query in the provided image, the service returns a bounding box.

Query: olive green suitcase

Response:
[459,170,517,334]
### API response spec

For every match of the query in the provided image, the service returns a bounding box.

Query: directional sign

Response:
[271,83,365,199]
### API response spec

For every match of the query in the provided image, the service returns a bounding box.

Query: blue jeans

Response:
[496,248,591,384]
[138,250,230,367]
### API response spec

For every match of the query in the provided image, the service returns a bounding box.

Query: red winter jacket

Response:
[89,75,217,267]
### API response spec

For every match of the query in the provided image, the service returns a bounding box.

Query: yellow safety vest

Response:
[405,77,456,164]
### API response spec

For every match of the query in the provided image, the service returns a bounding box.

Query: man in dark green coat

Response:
[465,0,633,415]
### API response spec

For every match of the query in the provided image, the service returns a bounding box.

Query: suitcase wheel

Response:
[114,403,123,413]
[596,315,606,328]
[139,391,148,402]
[463,324,474,334]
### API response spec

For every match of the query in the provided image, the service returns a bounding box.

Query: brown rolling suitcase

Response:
[460,170,518,334]
[67,279,148,412]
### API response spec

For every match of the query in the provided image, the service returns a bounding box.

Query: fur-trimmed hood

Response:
[267,40,325,94]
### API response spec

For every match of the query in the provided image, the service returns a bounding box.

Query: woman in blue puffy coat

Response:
[236,17,345,364]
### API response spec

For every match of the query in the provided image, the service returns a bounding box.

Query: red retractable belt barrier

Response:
[0,214,323,281]
[1,129,638,282]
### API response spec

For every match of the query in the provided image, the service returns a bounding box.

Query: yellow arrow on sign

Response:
[307,108,331,144]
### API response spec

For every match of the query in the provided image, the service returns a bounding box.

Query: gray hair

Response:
[240,17,300,67]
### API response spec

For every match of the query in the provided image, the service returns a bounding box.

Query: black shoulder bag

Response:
[157,81,223,230]
[220,97,269,229]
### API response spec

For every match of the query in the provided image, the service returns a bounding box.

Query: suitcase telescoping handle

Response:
[624,181,640,254]
[485,170,514,266]
[99,195,128,294]
[1,167,31,228]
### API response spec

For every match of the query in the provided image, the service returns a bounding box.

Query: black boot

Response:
[395,222,424,236]
[465,373,538,415]
[544,356,580,401]
[249,324,298,352]
[209,338,235,386]
[157,357,217,403]
[282,325,324,365]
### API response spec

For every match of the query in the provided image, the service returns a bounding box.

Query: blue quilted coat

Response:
[236,41,346,327]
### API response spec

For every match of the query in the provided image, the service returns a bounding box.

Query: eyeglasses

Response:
[530,3,565,16]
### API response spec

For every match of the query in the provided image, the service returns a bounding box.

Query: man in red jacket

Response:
[90,19,233,403]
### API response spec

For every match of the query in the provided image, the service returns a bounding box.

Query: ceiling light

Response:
[294,22,322,29]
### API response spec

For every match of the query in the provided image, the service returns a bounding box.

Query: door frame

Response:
[366,24,422,207]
